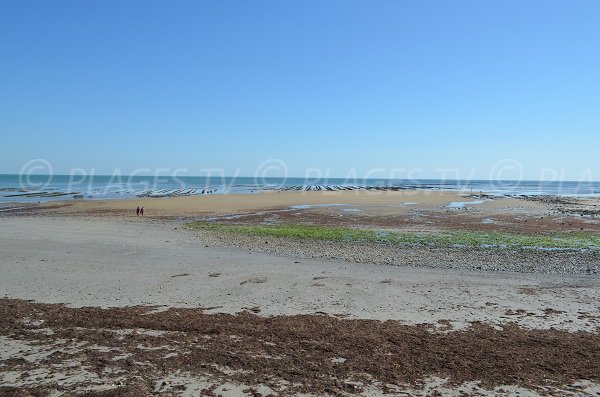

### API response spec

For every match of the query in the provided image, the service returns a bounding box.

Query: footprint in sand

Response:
[240,277,267,285]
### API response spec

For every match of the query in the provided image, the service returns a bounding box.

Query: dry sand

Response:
[1,217,598,331]
[1,209,599,396]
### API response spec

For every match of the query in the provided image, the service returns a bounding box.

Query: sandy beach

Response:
[1,191,599,396]
[4,0,600,394]
[30,190,547,217]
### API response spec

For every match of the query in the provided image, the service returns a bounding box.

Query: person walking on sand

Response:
[140,207,144,216]
[136,206,140,216]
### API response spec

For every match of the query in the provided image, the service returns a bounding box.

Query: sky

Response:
[1,0,599,180]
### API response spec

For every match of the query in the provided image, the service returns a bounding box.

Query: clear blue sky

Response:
[1,0,599,180]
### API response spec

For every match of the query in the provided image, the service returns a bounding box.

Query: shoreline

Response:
[3,183,600,205]
[2,189,548,215]
[3,189,599,234]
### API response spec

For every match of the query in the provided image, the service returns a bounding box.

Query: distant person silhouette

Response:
[140,207,144,216]
[136,206,140,216]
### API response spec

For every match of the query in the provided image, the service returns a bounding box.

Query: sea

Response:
[1,174,599,203]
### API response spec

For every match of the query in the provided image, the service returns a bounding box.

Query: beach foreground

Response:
[1,191,599,396]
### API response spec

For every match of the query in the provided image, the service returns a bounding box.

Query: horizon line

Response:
[1,174,599,184]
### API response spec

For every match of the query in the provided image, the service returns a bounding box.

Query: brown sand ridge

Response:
[1,299,599,396]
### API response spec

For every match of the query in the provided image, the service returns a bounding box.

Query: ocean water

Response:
[1,174,599,203]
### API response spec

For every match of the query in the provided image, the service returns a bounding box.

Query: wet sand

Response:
[32,190,546,217]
